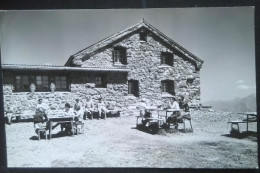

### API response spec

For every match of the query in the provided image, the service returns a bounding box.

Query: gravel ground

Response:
[5,109,258,168]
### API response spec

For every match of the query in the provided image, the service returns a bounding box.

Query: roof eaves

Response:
[68,19,203,69]
[71,21,145,60]
[2,64,130,72]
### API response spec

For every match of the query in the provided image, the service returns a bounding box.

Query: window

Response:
[139,32,147,42]
[113,47,127,65]
[161,80,175,95]
[161,52,173,66]
[14,74,68,92]
[94,75,107,88]
[15,75,29,91]
[36,75,49,90]
[128,80,139,97]
[55,76,67,90]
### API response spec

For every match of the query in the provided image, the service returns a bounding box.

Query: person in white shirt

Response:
[5,105,14,125]
[74,99,84,121]
[84,96,94,119]
[59,103,76,133]
[168,97,180,111]
[167,97,182,129]
[34,98,49,135]
[35,98,49,122]
[97,98,107,119]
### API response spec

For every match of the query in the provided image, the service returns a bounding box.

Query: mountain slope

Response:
[202,94,257,112]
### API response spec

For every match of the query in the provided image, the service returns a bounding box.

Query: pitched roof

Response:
[65,19,204,69]
[2,64,130,72]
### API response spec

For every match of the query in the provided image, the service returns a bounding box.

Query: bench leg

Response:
[231,123,240,133]
[38,131,41,140]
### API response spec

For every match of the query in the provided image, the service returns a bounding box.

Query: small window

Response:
[15,75,29,91]
[113,47,127,65]
[139,32,147,42]
[128,80,139,97]
[161,80,175,95]
[36,75,49,91]
[55,76,67,90]
[161,52,173,66]
[94,75,107,88]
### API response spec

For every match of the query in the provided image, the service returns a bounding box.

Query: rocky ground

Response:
[5,109,258,168]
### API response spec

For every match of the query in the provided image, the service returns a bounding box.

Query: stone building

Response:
[2,20,203,116]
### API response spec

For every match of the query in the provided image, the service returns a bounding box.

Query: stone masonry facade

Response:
[2,20,203,117]
[76,32,201,107]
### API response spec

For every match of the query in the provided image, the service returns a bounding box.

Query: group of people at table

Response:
[139,97,190,129]
[35,96,110,131]
[5,95,190,134]
[5,96,110,134]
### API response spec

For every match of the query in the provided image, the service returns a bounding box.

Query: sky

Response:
[0,8,256,102]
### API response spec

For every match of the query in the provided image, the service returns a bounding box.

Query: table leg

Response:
[71,120,74,136]
[247,115,249,132]
[49,121,52,140]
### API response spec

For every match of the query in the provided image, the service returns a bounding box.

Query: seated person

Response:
[166,97,183,129]
[179,97,190,112]
[60,103,76,133]
[34,98,49,134]
[84,96,94,119]
[5,105,14,125]
[106,102,120,116]
[97,98,107,119]
[74,98,84,122]
[139,100,152,127]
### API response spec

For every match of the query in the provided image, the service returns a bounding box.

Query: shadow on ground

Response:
[30,131,75,140]
[132,124,193,135]
[222,131,257,142]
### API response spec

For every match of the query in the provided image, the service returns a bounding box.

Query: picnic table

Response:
[228,112,257,133]
[136,115,164,127]
[48,117,74,140]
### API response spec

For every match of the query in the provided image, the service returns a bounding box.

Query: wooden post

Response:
[49,121,52,140]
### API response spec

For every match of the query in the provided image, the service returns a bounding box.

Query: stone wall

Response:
[79,32,201,107]
[2,72,130,117]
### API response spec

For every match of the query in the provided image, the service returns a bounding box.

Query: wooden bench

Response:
[228,120,247,134]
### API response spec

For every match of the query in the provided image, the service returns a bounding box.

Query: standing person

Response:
[84,96,94,120]
[74,98,84,122]
[5,104,14,125]
[97,98,107,119]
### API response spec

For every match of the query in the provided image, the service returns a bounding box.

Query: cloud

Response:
[236,84,256,90]
[236,80,246,84]
[237,84,250,90]
[44,63,53,66]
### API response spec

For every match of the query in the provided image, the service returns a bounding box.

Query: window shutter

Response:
[123,49,127,65]
[134,81,139,97]
[170,54,174,66]
[101,75,107,88]
[112,50,115,64]
[160,53,163,64]
[170,81,175,95]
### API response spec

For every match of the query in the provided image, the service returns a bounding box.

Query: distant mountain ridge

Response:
[202,93,257,112]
